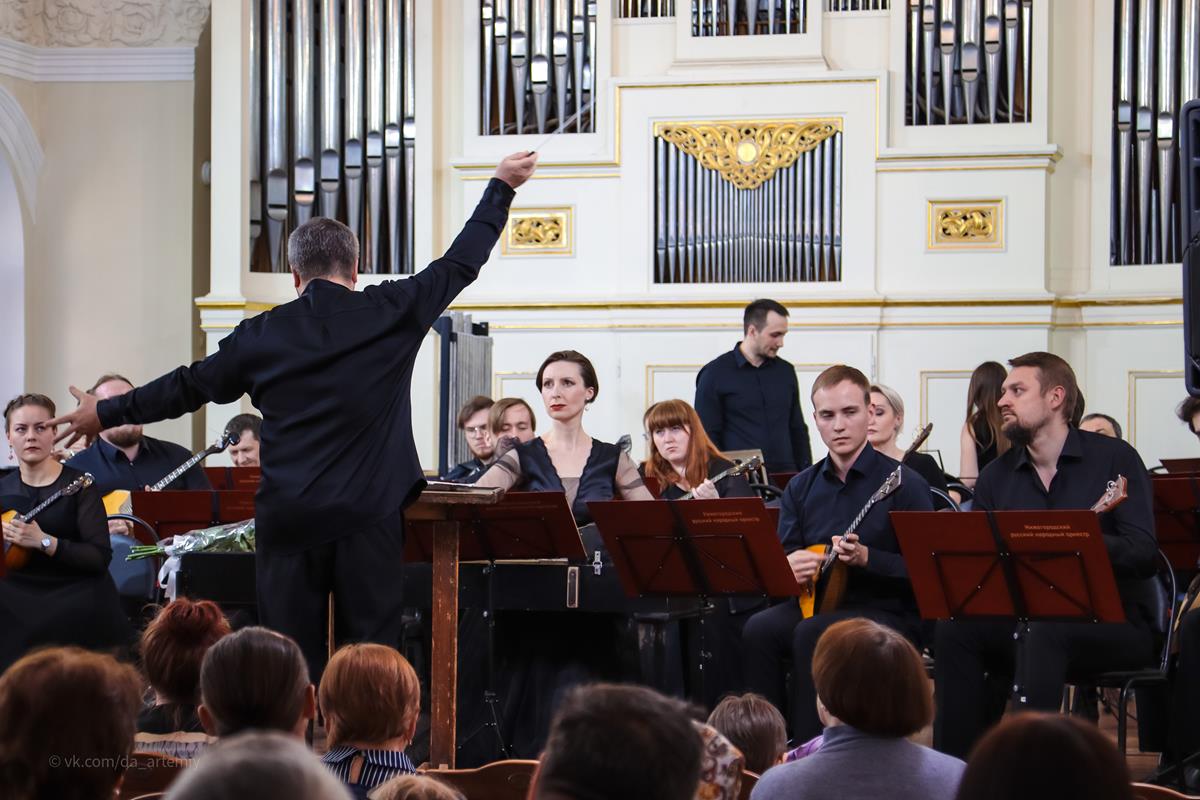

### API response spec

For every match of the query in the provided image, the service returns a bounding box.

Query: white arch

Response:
[0,83,42,221]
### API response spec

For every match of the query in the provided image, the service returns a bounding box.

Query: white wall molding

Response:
[0,83,43,220]
[0,38,195,82]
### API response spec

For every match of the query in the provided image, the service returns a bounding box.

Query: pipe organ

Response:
[433,313,494,476]
[480,0,599,136]
[904,0,1033,125]
[249,0,418,274]
[825,1,887,9]
[618,1,675,16]
[1110,0,1200,266]
[652,120,844,284]
[689,0,807,35]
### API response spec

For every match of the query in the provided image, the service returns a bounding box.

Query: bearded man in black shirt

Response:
[50,152,538,680]
[933,351,1159,759]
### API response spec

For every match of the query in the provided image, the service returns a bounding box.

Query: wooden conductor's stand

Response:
[404,483,505,770]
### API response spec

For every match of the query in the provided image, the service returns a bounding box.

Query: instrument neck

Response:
[152,447,213,492]
[18,485,66,523]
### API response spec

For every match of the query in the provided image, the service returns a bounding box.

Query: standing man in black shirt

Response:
[742,365,931,738]
[50,152,539,680]
[694,299,812,473]
[933,352,1158,759]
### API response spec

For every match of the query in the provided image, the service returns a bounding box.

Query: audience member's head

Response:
[1080,412,1123,439]
[966,361,1010,456]
[812,618,932,737]
[141,598,232,712]
[489,397,537,443]
[1178,395,1200,438]
[694,722,746,800]
[457,395,495,461]
[707,693,787,775]
[224,413,263,467]
[318,644,420,750]
[0,647,142,800]
[532,683,703,800]
[370,774,466,800]
[954,713,1133,800]
[198,626,315,738]
[164,730,352,800]
[1000,352,1081,448]
[742,298,789,361]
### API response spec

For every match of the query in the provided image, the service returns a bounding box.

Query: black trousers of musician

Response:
[933,618,1156,759]
[255,514,408,684]
[742,601,919,741]
[1170,610,1200,762]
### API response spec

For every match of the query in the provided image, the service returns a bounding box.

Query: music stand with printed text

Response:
[587,497,798,699]
[891,509,1126,700]
[204,466,262,491]
[405,486,584,769]
[1151,475,1200,571]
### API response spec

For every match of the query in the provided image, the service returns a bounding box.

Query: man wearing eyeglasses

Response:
[442,395,496,483]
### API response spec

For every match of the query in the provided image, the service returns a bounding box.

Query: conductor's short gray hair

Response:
[163,731,352,800]
[287,217,359,281]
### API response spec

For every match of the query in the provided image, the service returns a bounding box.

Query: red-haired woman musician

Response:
[642,399,755,500]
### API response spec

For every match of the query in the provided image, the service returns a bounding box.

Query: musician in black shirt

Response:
[742,366,932,739]
[66,374,211,494]
[442,395,496,483]
[50,153,539,681]
[933,352,1158,759]
[694,299,812,473]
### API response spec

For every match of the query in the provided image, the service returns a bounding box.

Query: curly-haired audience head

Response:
[0,647,142,800]
[198,626,315,739]
[706,693,787,775]
[532,683,703,800]
[141,598,231,709]
[318,644,421,749]
[812,618,932,738]
[954,713,1133,800]
[163,730,352,800]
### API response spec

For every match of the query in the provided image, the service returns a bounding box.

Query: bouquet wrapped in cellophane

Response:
[127,518,256,561]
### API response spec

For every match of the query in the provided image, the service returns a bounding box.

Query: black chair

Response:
[107,513,162,624]
[930,487,961,511]
[1070,548,1178,755]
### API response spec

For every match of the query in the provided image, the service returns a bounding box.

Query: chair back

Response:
[121,751,188,797]
[1153,548,1180,672]
[109,533,158,601]
[929,487,961,511]
[1131,783,1200,799]
[738,771,759,800]
[423,759,539,800]
[126,794,167,800]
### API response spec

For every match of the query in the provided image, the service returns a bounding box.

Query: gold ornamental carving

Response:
[653,119,842,190]
[927,200,1004,250]
[502,207,574,256]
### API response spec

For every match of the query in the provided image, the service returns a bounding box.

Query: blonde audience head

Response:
[369,774,466,800]
[164,730,352,800]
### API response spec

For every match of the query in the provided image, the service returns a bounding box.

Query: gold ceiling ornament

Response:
[927,199,1004,250]
[502,207,574,256]
[653,119,843,190]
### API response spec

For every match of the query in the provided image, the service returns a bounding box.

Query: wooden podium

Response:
[404,482,505,769]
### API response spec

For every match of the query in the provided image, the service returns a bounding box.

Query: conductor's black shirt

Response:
[694,344,812,473]
[97,178,515,553]
[973,426,1158,625]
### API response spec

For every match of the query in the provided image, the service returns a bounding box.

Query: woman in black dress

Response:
[475,351,653,759]
[641,399,755,500]
[867,384,950,497]
[0,393,132,672]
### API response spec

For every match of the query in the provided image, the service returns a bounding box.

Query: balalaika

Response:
[102,429,240,516]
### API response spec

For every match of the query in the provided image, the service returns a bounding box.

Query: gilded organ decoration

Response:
[653,120,841,191]
[928,200,1004,250]
[503,208,574,255]
[653,118,844,284]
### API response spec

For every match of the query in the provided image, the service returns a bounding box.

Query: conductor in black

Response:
[51,152,540,680]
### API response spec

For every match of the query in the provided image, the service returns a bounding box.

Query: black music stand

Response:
[1152,475,1200,572]
[892,509,1126,700]
[405,489,584,765]
[588,497,798,700]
